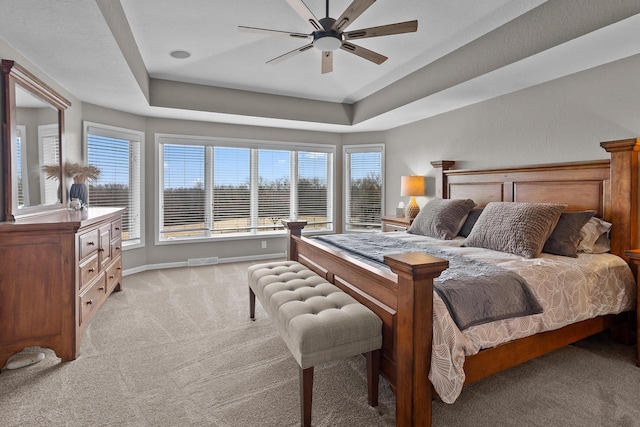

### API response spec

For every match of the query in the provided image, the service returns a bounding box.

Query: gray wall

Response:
[381,53,640,213]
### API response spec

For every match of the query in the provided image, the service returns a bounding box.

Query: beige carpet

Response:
[0,261,638,426]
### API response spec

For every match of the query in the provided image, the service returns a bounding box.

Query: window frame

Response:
[83,121,145,250]
[342,143,385,233]
[155,133,336,245]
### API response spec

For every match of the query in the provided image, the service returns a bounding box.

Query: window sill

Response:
[155,228,333,245]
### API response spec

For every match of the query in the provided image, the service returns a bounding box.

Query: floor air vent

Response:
[187,257,219,266]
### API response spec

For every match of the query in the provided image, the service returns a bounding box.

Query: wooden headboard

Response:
[431,138,640,261]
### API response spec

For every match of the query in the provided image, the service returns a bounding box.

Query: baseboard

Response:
[122,252,286,276]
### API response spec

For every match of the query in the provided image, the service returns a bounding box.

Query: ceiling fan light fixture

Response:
[313,34,342,51]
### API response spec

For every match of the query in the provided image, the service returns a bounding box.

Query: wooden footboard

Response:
[283,220,448,426]
[283,138,640,427]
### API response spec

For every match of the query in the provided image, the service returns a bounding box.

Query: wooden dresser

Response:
[0,207,124,368]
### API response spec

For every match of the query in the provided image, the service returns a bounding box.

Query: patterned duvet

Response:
[320,232,636,403]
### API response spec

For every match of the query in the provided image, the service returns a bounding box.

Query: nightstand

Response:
[623,249,640,367]
[381,215,414,232]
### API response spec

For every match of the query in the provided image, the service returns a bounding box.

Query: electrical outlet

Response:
[261,240,267,249]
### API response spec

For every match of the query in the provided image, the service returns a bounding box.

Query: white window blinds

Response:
[39,124,60,205]
[212,147,251,234]
[344,145,384,231]
[158,135,334,241]
[257,149,291,232]
[15,126,27,207]
[160,144,207,239]
[297,151,332,231]
[86,123,143,244]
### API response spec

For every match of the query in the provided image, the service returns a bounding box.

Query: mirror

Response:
[2,59,71,220]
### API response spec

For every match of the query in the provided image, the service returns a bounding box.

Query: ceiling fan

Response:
[239,0,418,74]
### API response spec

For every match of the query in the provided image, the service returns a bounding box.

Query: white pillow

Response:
[577,217,611,254]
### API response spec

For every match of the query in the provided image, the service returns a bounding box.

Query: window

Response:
[343,144,385,232]
[38,124,60,205]
[157,135,334,241]
[84,122,144,247]
[15,125,27,207]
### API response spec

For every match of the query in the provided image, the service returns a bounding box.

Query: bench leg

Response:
[365,349,380,407]
[249,287,256,320]
[300,366,313,427]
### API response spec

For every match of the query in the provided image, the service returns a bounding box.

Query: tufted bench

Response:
[248,260,383,427]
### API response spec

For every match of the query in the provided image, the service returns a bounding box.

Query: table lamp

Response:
[401,175,425,218]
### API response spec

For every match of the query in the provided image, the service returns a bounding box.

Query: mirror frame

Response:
[2,59,71,220]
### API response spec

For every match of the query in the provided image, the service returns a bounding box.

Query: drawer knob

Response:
[98,287,105,291]
[88,268,95,273]
[115,227,120,231]
[86,299,93,305]
[116,246,121,250]
[109,275,114,279]
[87,241,95,246]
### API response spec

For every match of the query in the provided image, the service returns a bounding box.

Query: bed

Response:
[282,138,640,426]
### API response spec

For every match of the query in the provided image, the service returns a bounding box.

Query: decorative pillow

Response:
[407,198,476,240]
[463,202,566,258]
[457,207,483,237]
[577,217,612,253]
[542,211,595,257]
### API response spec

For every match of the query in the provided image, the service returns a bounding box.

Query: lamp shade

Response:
[400,175,425,197]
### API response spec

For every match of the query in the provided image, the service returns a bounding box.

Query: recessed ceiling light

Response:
[170,50,191,59]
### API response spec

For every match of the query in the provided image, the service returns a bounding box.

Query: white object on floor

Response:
[5,352,45,370]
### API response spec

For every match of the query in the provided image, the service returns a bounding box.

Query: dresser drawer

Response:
[79,254,100,290]
[79,229,100,260]
[79,275,106,325]
[382,223,409,232]
[111,219,122,240]
[111,237,122,260]
[99,224,111,269]
[106,260,122,293]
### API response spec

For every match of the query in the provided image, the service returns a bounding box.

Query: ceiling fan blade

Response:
[267,43,314,64]
[331,0,376,32]
[286,0,322,31]
[321,51,333,74]
[340,42,387,64]
[344,20,418,40]
[239,26,311,40]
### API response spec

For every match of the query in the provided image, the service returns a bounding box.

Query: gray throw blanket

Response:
[314,234,543,330]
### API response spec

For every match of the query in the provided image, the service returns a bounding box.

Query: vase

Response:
[69,183,88,205]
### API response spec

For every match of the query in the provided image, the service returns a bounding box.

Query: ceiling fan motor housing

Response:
[313,17,342,51]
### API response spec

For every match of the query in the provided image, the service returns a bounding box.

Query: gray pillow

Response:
[457,207,483,237]
[542,211,595,257]
[407,198,476,240]
[464,202,566,258]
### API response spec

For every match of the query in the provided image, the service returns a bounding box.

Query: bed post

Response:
[431,161,455,198]
[282,220,307,261]
[601,139,640,367]
[384,253,449,427]
[600,139,640,260]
